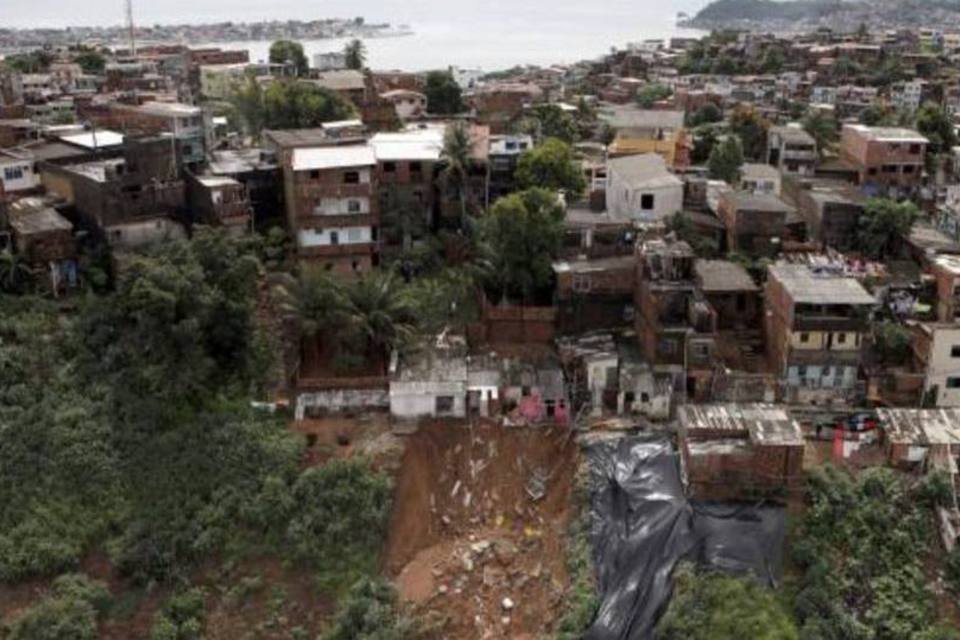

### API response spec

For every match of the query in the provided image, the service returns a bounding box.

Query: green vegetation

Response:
[424,70,464,115]
[515,138,586,196]
[707,135,745,184]
[791,466,957,640]
[479,187,565,302]
[440,121,476,225]
[0,229,393,608]
[916,102,957,155]
[728,106,768,160]
[273,269,417,374]
[872,321,913,366]
[2,574,111,640]
[517,104,579,144]
[666,211,720,257]
[688,103,723,128]
[656,564,798,640]
[856,198,919,260]
[150,589,206,640]
[1,50,53,73]
[344,39,367,70]
[269,40,308,75]
[232,77,356,134]
[802,110,838,156]
[73,50,106,75]
[320,577,419,640]
[636,84,672,109]
[555,509,599,640]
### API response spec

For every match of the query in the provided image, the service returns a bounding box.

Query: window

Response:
[837,333,847,345]
[822,366,832,377]
[435,396,455,414]
[947,377,960,389]
[868,168,878,176]
[882,164,898,174]
[346,228,363,243]
[909,144,922,154]
[798,365,807,378]
[903,164,916,174]
[343,171,360,184]
[572,274,591,293]
[658,339,677,355]
[409,161,422,173]
[383,161,397,173]
[309,170,320,180]
[347,200,361,213]
[641,193,655,210]
[640,392,650,403]
[951,345,960,358]
[3,166,24,181]
[329,231,339,245]
[800,332,810,343]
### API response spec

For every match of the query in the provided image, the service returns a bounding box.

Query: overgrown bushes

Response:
[2,574,110,640]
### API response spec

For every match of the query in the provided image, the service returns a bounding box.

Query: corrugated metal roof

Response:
[769,263,876,306]
[679,403,804,446]
[877,409,960,446]
[291,145,376,171]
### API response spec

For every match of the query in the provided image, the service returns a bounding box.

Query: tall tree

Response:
[916,102,957,155]
[802,110,839,157]
[74,50,106,74]
[728,106,768,160]
[424,70,464,115]
[707,135,745,184]
[344,272,417,369]
[231,73,266,136]
[479,188,565,302]
[856,198,919,260]
[440,121,475,227]
[343,39,367,70]
[518,104,579,144]
[255,79,355,130]
[515,137,586,196]
[268,40,308,76]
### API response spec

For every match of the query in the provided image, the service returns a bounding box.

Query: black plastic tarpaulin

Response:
[585,435,785,640]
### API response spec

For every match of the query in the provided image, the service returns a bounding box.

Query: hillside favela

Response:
[10,0,960,638]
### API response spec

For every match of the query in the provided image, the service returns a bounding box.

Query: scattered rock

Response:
[501,596,515,611]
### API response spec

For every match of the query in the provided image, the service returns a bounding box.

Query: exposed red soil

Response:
[384,420,579,639]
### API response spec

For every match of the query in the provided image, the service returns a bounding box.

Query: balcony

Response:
[298,243,377,258]
[297,184,372,199]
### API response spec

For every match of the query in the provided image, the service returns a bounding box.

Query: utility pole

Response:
[125,0,136,57]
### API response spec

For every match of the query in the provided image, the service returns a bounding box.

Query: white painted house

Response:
[0,150,39,193]
[606,153,683,223]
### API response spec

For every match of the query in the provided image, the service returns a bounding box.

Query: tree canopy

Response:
[707,135,745,184]
[343,39,367,70]
[515,137,586,195]
[915,102,957,156]
[656,564,798,640]
[233,77,356,134]
[517,104,579,144]
[856,198,918,260]
[268,40,308,75]
[479,188,565,302]
[636,83,672,108]
[802,110,838,156]
[424,70,464,115]
[728,106,768,160]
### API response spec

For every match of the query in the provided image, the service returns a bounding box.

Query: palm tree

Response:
[271,267,349,344]
[344,272,417,371]
[380,185,424,252]
[440,122,475,229]
[0,250,34,294]
[343,39,367,70]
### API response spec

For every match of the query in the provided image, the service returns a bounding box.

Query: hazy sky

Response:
[3,0,709,29]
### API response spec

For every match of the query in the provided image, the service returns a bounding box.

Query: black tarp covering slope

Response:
[585,436,785,640]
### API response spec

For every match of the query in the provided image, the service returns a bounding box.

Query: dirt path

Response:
[384,420,578,639]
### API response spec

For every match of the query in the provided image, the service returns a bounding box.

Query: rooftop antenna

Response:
[125,0,136,57]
